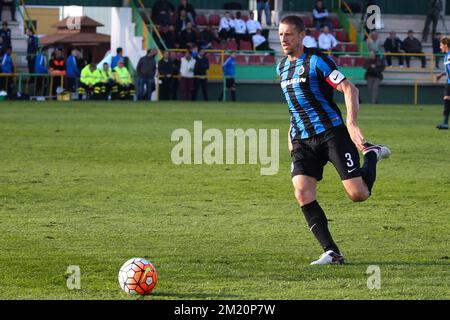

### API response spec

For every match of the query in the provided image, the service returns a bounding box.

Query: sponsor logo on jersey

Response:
[281,77,307,89]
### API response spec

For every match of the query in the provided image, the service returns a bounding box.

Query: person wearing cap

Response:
[113,59,135,100]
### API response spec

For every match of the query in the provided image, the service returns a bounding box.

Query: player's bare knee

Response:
[347,189,370,202]
[294,188,316,206]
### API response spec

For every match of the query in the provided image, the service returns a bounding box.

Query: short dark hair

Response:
[117,47,123,54]
[440,37,450,47]
[280,15,305,33]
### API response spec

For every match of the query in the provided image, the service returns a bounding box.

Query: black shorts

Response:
[291,125,361,181]
[225,78,235,89]
[445,84,450,96]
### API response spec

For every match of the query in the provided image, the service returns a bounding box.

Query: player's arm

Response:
[336,80,366,151]
[288,124,292,153]
[435,72,446,82]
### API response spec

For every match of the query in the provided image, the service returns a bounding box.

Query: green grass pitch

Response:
[0,101,449,300]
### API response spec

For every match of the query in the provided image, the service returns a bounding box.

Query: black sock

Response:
[361,151,377,193]
[301,200,340,254]
[444,100,450,125]
[231,91,236,102]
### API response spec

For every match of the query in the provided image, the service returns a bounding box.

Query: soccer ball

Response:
[118,258,158,295]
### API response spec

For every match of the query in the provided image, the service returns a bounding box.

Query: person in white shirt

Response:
[246,11,262,40]
[234,11,247,49]
[180,51,196,100]
[303,29,318,48]
[318,25,338,52]
[252,29,273,52]
[313,0,332,31]
[219,11,235,40]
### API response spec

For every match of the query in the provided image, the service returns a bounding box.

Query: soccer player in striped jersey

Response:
[277,15,391,265]
[434,37,450,130]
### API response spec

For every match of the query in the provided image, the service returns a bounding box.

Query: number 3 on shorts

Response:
[345,153,354,167]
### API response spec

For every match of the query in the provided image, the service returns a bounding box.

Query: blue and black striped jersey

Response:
[277,48,346,140]
[445,52,450,84]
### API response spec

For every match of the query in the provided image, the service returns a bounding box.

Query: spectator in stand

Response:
[0,45,13,95]
[111,47,123,70]
[252,29,273,52]
[176,9,195,34]
[136,48,157,101]
[313,0,332,31]
[158,51,175,100]
[433,32,442,69]
[219,51,236,102]
[246,11,262,41]
[257,0,271,26]
[303,29,318,48]
[179,21,197,49]
[364,51,385,104]
[152,0,175,26]
[234,11,247,50]
[179,51,196,100]
[0,0,16,22]
[366,31,383,54]
[0,21,11,53]
[422,0,443,43]
[218,11,235,41]
[190,44,199,58]
[318,25,338,52]
[48,48,66,96]
[66,48,81,94]
[193,48,209,101]
[383,31,404,67]
[161,25,178,49]
[26,28,39,74]
[402,30,426,68]
[170,51,181,100]
[177,0,196,23]
[113,59,135,100]
[199,25,219,49]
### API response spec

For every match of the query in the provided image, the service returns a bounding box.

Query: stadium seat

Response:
[309,29,320,39]
[173,51,184,60]
[170,14,177,25]
[330,17,340,29]
[262,55,275,65]
[235,54,247,65]
[195,14,207,26]
[240,41,252,51]
[335,30,349,42]
[345,43,358,52]
[225,40,237,51]
[207,54,218,64]
[303,16,313,28]
[335,44,344,53]
[212,42,224,50]
[248,55,262,65]
[338,56,353,67]
[353,56,365,67]
[209,14,221,26]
